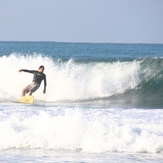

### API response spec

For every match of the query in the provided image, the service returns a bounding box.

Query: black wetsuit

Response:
[21,69,47,88]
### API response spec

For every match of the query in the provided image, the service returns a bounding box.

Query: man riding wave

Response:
[18,65,47,96]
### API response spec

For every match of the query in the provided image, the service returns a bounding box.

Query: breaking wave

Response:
[0,54,163,108]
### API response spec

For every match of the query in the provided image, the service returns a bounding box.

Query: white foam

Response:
[0,105,163,154]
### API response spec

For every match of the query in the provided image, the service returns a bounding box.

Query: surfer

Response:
[18,65,47,96]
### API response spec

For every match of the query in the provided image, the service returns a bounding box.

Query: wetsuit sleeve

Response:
[20,69,35,73]
[43,75,47,92]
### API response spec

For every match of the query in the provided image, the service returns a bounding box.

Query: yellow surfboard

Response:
[17,96,34,104]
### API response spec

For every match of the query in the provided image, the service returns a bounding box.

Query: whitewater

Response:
[0,42,163,162]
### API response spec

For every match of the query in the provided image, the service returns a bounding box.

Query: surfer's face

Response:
[39,67,44,73]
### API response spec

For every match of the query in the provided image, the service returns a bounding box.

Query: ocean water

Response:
[0,41,163,162]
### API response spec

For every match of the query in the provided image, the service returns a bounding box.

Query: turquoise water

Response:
[0,42,163,162]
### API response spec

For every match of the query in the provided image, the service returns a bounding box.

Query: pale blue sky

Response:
[0,0,163,43]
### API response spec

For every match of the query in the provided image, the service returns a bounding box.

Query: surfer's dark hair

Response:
[39,65,44,70]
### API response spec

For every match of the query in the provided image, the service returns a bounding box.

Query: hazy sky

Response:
[0,0,163,43]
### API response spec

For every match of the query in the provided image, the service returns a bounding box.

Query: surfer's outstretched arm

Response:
[18,69,34,73]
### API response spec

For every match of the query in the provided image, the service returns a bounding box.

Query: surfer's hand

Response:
[43,89,46,94]
[18,70,22,72]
